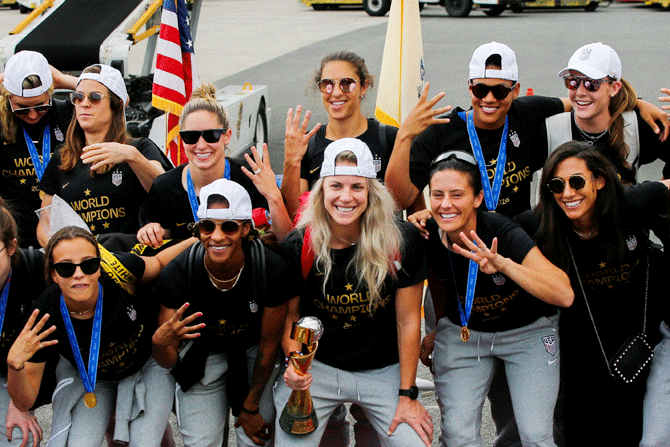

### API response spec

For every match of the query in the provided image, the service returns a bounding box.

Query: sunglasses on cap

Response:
[52,257,102,278]
[179,129,226,145]
[196,219,242,236]
[430,150,478,169]
[11,98,52,116]
[317,78,359,94]
[70,91,110,105]
[469,82,517,101]
[563,76,611,93]
[546,174,590,195]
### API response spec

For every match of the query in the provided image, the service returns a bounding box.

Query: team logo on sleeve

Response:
[112,169,122,187]
[626,235,637,251]
[509,130,520,148]
[542,335,557,356]
[492,273,506,286]
[54,126,64,142]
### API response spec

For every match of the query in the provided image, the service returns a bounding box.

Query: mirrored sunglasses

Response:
[52,257,102,278]
[469,82,517,100]
[11,99,52,116]
[70,91,109,105]
[546,174,589,195]
[430,150,478,169]
[317,78,359,94]
[196,219,241,236]
[563,76,610,93]
[179,129,226,145]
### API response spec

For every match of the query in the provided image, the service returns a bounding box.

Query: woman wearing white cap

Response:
[545,42,670,184]
[274,138,433,447]
[6,225,196,447]
[0,50,77,248]
[35,64,171,247]
[152,178,295,447]
[137,83,292,247]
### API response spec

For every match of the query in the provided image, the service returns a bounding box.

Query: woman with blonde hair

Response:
[274,138,433,447]
[36,64,170,246]
[137,83,291,246]
[0,51,76,247]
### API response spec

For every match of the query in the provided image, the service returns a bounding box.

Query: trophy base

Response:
[279,408,319,435]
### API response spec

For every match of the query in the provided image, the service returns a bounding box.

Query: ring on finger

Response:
[253,168,261,174]
[479,245,486,251]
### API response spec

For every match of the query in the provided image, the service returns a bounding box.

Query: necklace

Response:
[573,116,607,145]
[332,234,357,247]
[204,260,244,291]
[69,303,96,316]
[573,228,596,239]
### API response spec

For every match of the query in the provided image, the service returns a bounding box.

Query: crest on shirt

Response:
[373,155,382,173]
[579,48,592,60]
[542,335,557,356]
[112,169,122,187]
[54,126,64,142]
[492,273,506,286]
[626,235,638,251]
[509,130,520,148]
[249,300,258,313]
[127,304,137,321]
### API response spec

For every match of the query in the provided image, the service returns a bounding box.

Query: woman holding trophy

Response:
[274,138,433,446]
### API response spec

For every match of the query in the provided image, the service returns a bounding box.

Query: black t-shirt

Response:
[39,138,170,236]
[0,248,46,377]
[410,96,565,217]
[300,118,398,189]
[0,99,73,247]
[279,221,427,371]
[425,212,557,333]
[155,241,296,352]
[30,252,154,381]
[139,161,268,241]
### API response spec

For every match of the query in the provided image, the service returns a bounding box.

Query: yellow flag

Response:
[374,0,426,127]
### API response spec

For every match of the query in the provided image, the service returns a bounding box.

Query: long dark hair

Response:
[535,141,625,272]
[44,226,100,284]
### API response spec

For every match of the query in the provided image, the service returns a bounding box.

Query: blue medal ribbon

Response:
[461,111,508,212]
[21,122,51,181]
[0,272,11,337]
[448,249,477,331]
[186,159,231,221]
[59,283,103,394]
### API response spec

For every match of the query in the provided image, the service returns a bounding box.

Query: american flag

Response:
[152,0,199,166]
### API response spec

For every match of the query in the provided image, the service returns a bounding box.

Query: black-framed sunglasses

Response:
[179,129,226,145]
[196,219,242,236]
[469,82,517,100]
[317,78,359,94]
[52,257,101,278]
[563,76,611,93]
[70,91,109,105]
[11,98,52,116]
[546,174,590,195]
[430,150,478,169]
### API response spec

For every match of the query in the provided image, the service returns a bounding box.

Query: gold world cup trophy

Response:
[279,316,324,435]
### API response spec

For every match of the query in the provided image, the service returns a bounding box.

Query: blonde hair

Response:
[179,83,229,131]
[606,78,637,178]
[296,151,401,313]
[59,65,128,173]
[0,76,54,143]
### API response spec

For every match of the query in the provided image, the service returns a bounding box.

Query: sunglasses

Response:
[196,219,242,236]
[11,99,52,116]
[546,174,590,195]
[70,91,109,105]
[563,76,611,93]
[317,78,359,94]
[179,129,226,145]
[430,150,477,169]
[469,82,517,100]
[52,257,101,278]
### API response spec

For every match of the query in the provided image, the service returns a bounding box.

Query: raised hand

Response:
[152,303,204,348]
[7,310,57,372]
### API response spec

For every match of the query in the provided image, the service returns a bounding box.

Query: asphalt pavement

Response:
[1,0,668,445]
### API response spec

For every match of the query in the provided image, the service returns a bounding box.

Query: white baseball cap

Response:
[77,64,128,105]
[469,42,518,82]
[3,51,53,98]
[197,179,253,222]
[557,42,622,81]
[320,138,377,179]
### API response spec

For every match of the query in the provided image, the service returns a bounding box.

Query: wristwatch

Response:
[398,386,419,400]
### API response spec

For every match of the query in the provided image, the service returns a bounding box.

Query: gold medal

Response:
[461,326,470,342]
[84,392,97,409]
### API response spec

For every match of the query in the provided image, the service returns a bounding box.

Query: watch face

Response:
[409,385,419,399]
